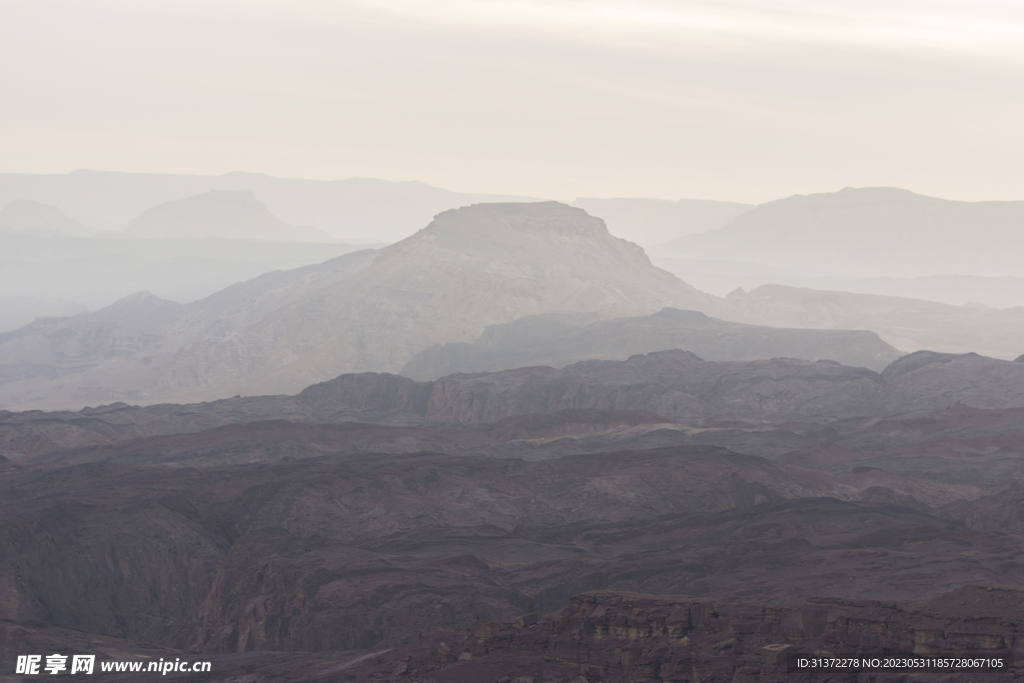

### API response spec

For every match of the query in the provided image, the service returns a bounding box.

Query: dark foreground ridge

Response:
[6,348,1024,460]
[4,349,1024,681]
[5,587,1021,682]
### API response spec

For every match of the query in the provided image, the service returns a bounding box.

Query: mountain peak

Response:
[384,201,655,276]
[426,201,612,239]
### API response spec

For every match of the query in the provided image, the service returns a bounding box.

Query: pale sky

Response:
[2,0,1023,203]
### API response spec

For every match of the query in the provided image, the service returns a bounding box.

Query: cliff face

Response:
[3,441,1023,659]
[340,588,1023,682]
[6,349,1024,462]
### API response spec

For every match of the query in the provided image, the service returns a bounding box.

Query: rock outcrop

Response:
[402,307,902,379]
[6,349,1024,461]
[342,589,1022,682]
[3,447,1022,656]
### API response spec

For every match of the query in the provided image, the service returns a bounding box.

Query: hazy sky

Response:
[3,0,1023,203]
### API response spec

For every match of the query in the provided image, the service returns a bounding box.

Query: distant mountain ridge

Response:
[6,347,1024,461]
[0,202,726,409]
[0,199,105,237]
[727,284,1024,359]
[126,190,333,241]
[568,197,752,245]
[3,198,1024,411]
[659,187,1024,278]
[0,170,537,241]
[401,307,902,379]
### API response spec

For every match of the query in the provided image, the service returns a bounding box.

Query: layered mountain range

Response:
[657,187,1024,278]
[125,190,333,241]
[4,178,1024,682]
[649,187,1024,311]
[401,307,902,379]
[3,199,1024,411]
[0,194,369,332]
[0,170,534,241]
[0,203,727,409]
[4,347,1024,681]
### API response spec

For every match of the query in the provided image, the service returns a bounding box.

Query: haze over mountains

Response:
[658,187,1024,277]
[401,308,902,379]
[3,195,1024,411]
[0,202,727,409]
[0,170,536,241]
[567,197,753,245]
[4,172,1024,681]
[5,347,1024,681]
[125,190,334,242]
[650,187,1024,308]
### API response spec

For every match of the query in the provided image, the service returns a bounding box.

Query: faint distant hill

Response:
[401,307,902,380]
[0,200,106,237]
[0,229,370,310]
[568,197,752,245]
[0,170,537,242]
[728,284,1024,360]
[0,296,87,334]
[0,202,727,409]
[658,187,1024,278]
[125,190,332,241]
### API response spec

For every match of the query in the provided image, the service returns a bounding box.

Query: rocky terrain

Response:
[5,348,1024,460]
[3,346,1024,680]
[0,202,727,410]
[3,189,1024,680]
[4,198,1024,410]
[401,307,902,379]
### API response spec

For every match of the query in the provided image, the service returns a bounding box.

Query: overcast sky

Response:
[2,0,1023,203]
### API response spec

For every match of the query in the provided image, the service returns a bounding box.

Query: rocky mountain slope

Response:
[3,197,1023,412]
[5,348,1024,462]
[125,190,333,241]
[4,345,1024,680]
[4,446,1022,656]
[337,589,1020,683]
[401,307,902,379]
[0,203,726,410]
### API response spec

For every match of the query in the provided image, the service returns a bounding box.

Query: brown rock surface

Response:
[3,445,1023,656]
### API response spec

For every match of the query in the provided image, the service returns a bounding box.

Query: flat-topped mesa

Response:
[427,201,621,240]
[381,201,658,276]
[0,200,730,409]
[126,189,331,241]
